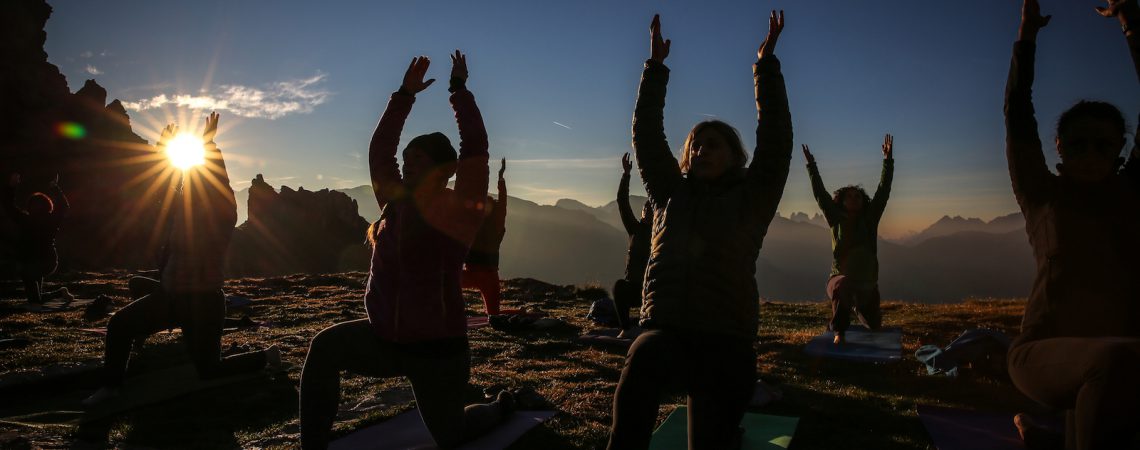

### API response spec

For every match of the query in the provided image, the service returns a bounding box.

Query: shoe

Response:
[84,295,114,321]
[82,386,121,408]
[265,345,282,369]
[833,332,846,345]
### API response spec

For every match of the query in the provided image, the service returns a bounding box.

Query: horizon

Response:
[44,0,1139,239]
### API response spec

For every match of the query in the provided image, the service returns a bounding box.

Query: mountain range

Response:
[233,185,1033,302]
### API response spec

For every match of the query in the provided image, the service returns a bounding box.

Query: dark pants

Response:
[102,276,266,387]
[827,275,881,334]
[20,249,57,303]
[299,319,508,450]
[607,329,756,450]
[1009,338,1140,450]
[613,278,643,331]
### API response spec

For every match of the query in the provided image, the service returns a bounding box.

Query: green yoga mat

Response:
[649,406,797,450]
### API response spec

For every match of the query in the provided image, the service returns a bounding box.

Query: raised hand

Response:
[758,10,785,60]
[203,111,219,144]
[802,144,815,165]
[157,123,177,148]
[650,14,671,63]
[882,134,894,159]
[1019,0,1052,41]
[622,152,633,174]
[49,174,59,187]
[401,56,436,94]
[1096,0,1139,18]
[498,157,507,182]
[450,50,468,83]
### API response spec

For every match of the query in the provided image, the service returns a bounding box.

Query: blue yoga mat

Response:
[649,406,797,450]
[804,326,902,363]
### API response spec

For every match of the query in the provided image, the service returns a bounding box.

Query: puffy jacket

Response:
[633,56,793,340]
[1005,40,1140,348]
[806,158,893,287]
[365,89,489,343]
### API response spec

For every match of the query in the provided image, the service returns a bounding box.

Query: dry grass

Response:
[0,272,1038,449]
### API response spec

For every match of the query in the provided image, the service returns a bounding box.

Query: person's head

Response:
[1055,101,1128,182]
[679,120,747,181]
[833,186,870,214]
[26,192,54,216]
[403,132,457,190]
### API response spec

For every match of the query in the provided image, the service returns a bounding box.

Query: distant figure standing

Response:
[612,152,651,339]
[608,12,793,450]
[1004,0,1140,449]
[802,135,894,345]
[84,113,275,406]
[3,173,69,304]
[299,52,515,450]
[462,157,518,315]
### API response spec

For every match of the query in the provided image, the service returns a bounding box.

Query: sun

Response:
[166,133,206,170]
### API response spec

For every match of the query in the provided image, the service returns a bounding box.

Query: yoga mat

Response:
[804,326,902,363]
[575,328,633,348]
[467,316,489,329]
[329,409,556,450]
[23,298,94,313]
[649,406,797,450]
[917,404,1063,450]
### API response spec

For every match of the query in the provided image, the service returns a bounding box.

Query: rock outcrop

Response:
[226,175,370,276]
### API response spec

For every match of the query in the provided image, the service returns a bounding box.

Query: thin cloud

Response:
[509,157,618,170]
[85,65,103,75]
[552,121,572,130]
[122,73,331,120]
[80,51,93,58]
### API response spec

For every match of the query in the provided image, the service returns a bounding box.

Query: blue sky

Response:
[45,0,1138,237]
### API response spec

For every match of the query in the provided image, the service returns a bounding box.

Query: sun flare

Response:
[166,133,206,170]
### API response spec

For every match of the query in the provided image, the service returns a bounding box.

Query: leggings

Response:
[612,278,642,331]
[461,265,509,315]
[607,329,756,450]
[1008,337,1140,450]
[827,275,881,334]
[101,276,266,386]
[20,249,57,303]
[299,319,509,450]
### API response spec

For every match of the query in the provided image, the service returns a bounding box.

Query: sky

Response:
[44,0,1138,238]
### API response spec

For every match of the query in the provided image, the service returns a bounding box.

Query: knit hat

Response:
[406,132,457,165]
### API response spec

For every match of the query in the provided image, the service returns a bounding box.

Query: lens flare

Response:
[56,122,87,140]
[166,133,206,170]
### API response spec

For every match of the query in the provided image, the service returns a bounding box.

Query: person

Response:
[461,157,518,316]
[298,52,516,450]
[612,152,652,339]
[802,135,894,345]
[3,173,69,304]
[608,12,793,450]
[1004,0,1140,448]
[83,112,276,406]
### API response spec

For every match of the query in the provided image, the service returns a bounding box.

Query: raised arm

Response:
[199,112,237,228]
[870,134,894,220]
[492,157,507,231]
[745,10,794,229]
[803,145,840,225]
[449,50,490,207]
[46,175,69,222]
[633,14,683,207]
[1097,0,1140,81]
[617,153,641,235]
[1005,0,1054,209]
[369,57,431,209]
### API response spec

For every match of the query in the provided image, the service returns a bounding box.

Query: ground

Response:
[0,271,1041,449]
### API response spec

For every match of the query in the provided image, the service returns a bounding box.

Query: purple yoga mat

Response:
[918,404,1050,450]
[329,409,555,450]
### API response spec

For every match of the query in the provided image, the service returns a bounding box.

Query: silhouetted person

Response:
[298,52,514,450]
[3,173,68,304]
[1004,1,1140,449]
[608,12,792,450]
[613,152,651,339]
[461,157,518,315]
[802,136,894,345]
[84,113,276,406]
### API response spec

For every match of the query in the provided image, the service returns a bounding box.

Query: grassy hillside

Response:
[0,272,1046,449]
